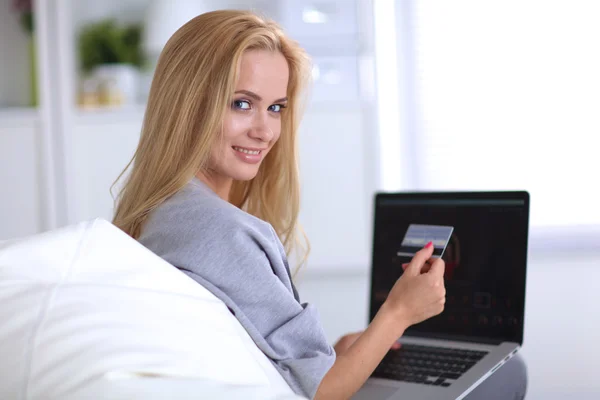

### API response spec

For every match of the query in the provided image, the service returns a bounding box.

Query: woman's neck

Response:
[195,170,233,202]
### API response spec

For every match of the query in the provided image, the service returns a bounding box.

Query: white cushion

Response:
[0,218,305,400]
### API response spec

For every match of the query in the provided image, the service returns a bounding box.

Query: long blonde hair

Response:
[112,10,311,268]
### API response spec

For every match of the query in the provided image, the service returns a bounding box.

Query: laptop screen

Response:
[369,192,528,345]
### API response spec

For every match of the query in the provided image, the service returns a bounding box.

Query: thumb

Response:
[405,242,434,276]
[428,257,446,278]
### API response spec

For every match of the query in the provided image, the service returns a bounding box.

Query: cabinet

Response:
[0,0,57,239]
[0,111,43,239]
[69,109,145,223]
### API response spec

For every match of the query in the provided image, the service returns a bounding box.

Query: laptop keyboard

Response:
[372,344,489,387]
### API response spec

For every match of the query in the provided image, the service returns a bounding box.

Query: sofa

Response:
[0,218,307,399]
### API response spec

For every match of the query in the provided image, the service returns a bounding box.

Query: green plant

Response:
[78,19,145,73]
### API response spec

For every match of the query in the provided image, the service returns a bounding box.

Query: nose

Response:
[248,111,274,142]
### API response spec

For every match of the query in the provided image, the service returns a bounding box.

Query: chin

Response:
[230,166,261,181]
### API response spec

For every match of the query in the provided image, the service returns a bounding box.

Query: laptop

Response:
[354,191,529,400]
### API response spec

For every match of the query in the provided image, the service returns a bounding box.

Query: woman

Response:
[113,10,526,400]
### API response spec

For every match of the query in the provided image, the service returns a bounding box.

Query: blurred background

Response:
[0,0,598,398]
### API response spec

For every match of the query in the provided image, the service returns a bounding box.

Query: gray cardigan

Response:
[138,178,336,398]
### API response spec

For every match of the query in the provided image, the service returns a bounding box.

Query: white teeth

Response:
[233,146,260,155]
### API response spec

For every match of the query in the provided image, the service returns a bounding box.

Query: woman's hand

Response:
[380,242,446,335]
[314,243,445,400]
[334,331,401,355]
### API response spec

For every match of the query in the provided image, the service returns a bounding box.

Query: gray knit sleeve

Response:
[139,199,336,399]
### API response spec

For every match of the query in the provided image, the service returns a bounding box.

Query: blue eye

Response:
[233,100,251,110]
[269,104,286,113]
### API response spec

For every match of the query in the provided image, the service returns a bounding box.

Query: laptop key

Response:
[441,372,461,380]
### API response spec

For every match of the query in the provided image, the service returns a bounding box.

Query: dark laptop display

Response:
[369,192,529,346]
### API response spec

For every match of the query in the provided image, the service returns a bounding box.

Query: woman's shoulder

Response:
[138,180,288,280]
[143,180,275,245]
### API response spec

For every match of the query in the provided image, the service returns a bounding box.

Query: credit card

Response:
[397,224,454,259]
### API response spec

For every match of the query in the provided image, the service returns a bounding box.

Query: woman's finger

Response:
[427,257,446,278]
[404,242,434,276]
[420,259,434,273]
[403,260,433,273]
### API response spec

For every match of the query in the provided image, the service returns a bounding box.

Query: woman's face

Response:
[209,49,289,184]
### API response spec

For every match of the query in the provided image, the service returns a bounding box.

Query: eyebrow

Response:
[234,90,288,103]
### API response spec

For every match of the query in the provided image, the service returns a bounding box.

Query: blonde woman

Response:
[113,10,526,400]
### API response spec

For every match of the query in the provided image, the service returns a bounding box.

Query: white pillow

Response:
[0,218,304,400]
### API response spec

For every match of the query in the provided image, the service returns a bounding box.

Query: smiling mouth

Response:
[232,146,262,155]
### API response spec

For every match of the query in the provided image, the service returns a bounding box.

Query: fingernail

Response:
[425,241,433,249]
[402,263,409,268]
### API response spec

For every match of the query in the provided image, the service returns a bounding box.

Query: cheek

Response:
[270,119,282,144]
[222,113,248,141]
[210,114,236,163]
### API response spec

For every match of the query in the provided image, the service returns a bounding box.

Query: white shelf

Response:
[0,108,39,127]
[74,103,146,125]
